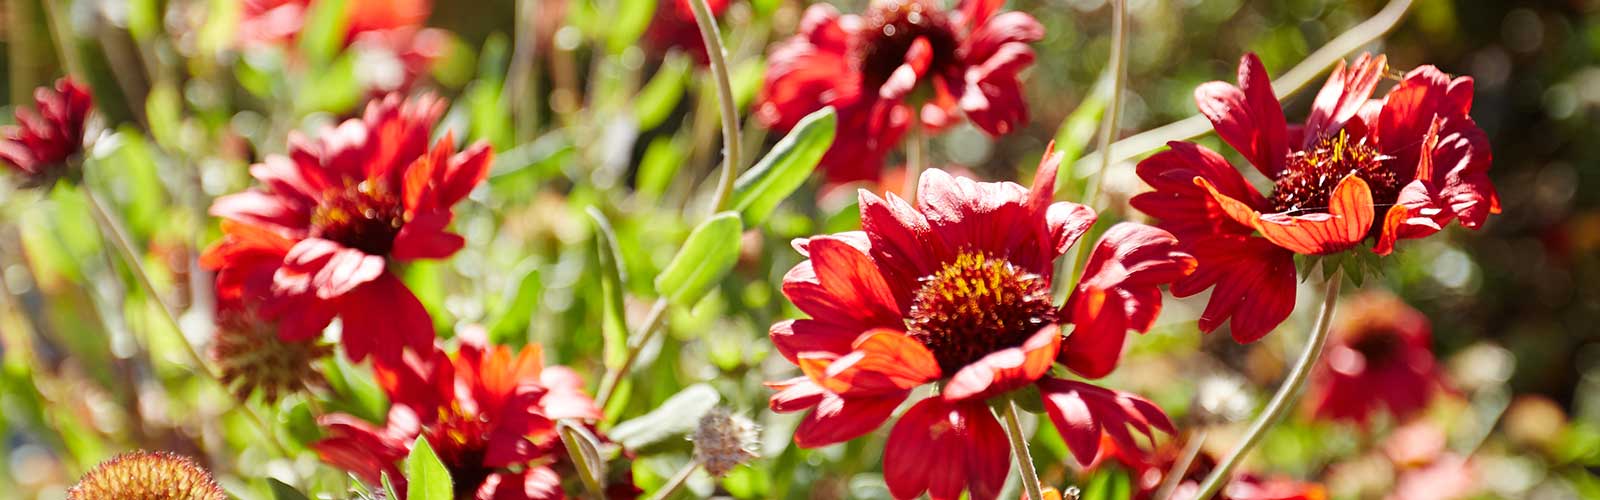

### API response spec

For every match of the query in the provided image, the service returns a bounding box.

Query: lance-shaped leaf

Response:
[267,479,311,500]
[729,107,837,225]
[655,212,743,307]
[406,437,453,500]
[558,421,608,497]
[588,208,631,369]
[608,383,722,450]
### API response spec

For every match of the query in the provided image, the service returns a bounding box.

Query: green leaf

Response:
[488,261,542,344]
[144,83,182,151]
[406,437,453,500]
[654,212,743,307]
[588,208,631,369]
[267,478,311,500]
[127,0,161,42]
[606,0,658,53]
[729,107,836,226]
[637,136,689,200]
[1081,468,1131,500]
[297,0,349,67]
[636,56,690,131]
[608,383,721,450]
[558,421,608,496]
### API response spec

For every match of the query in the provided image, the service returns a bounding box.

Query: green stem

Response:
[1190,277,1342,500]
[596,297,670,408]
[1155,430,1207,500]
[903,121,925,202]
[1002,400,1044,500]
[1081,0,1127,211]
[645,461,698,500]
[81,186,289,457]
[688,0,742,214]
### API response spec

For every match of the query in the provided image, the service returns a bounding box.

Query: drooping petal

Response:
[338,273,436,363]
[941,325,1059,402]
[390,211,465,261]
[884,398,1009,500]
[1061,224,1196,378]
[1131,141,1265,239]
[1194,54,1289,178]
[798,329,940,396]
[880,37,934,101]
[1038,377,1174,467]
[1171,235,1297,343]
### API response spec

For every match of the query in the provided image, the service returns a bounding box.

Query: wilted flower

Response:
[211,292,332,403]
[756,0,1042,183]
[766,147,1194,499]
[1133,53,1495,342]
[314,330,625,499]
[691,407,759,477]
[1305,292,1448,425]
[1,78,92,189]
[643,0,731,64]
[202,93,491,363]
[67,451,226,500]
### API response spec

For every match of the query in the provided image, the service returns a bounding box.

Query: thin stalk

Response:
[1155,430,1207,500]
[645,461,698,500]
[506,0,541,142]
[688,0,743,214]
[903,122,925,202]
[596,298,670,408]
[38,0,83,78]
[1081,0,1127,211]
[1002,400,1045,500]
[81,187,289,456]
[1190,277,1343,500]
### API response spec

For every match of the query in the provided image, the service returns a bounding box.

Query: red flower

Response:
[756,0,1042,184]
[1132,53,1496,342]
[1381,422,1478,500]
[1305,293,1448,425]
[766,147,1195,499]
[0,78,92,188]
[238,0,446,92]
[314,331,619,500]
[642,0,731,64]
[201,93,491,363]
[1094,437,1326,500]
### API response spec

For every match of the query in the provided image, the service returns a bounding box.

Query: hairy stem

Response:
[689,0,743,214]
[596,298,670,408]
[1002,400,1045,500]
[1191,277,1343,500]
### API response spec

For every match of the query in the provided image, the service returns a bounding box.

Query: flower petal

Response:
[1131,141,1265,239]
[942,325,1060,402]
[798,329,939,396]
[1304,54,1387,141]
[1061,223,1196,378]
[1171,235,1297,343]
[770,318,865,364]
[1194,54,1288,178]
[1250,174,1376,255]
[884,398,1009,500]
[1038,378,1173,467]
[781,236,906,329]
[338,273,436,363]
[792,391,908,448]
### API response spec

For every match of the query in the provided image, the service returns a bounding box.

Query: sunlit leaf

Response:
[267,478,311,500]
[729,107,835,226]
[488,261,542,345]
[406,437,453,500]
[297,0,349,67]
[609,383,721,450]
[655,212,743,307]
[588,208,631,369]
[636,55,690,131]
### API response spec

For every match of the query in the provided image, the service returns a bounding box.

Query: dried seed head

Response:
[213,307,332,403]
[691,407,760,477]
[67,451,227,500]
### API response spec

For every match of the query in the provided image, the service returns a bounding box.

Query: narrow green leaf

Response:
[558,421,608,496]
[654,212,743,307]
[608,383,721,450]
[144,83,182,151]
[637,136,689,200]
[729,107,836,226]
[267,478,311,500]
[297,0,349,67]
[1081,468,1131,500]
[406,437,453,500]
[606,0,657,53]
[588,208,631,369]
[636,56,690,131]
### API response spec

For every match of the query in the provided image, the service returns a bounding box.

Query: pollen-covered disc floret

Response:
[1269,130,1399,215]
[906,251,1058,374]
[213,307,332,403]
[692,407,760,477]
[67,451,227,500]
[309,180,407,256]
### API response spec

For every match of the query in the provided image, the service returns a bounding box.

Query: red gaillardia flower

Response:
[1132,53,1495,343]
[1,78,92,189]
[202,93,491,363]
[756,0,1042,184]
[1305,292,1448,425]
[68,451,227,500]
[315,330,624,500]
[766,147,1196,499]
[643,0,731,64]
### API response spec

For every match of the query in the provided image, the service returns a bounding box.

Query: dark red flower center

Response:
[1349,330,1404,366]
[1268,130,1400,215]
[427,404,498,497]
[857,0,960,92]
[905,251,1057,374]
[310,180,406,255]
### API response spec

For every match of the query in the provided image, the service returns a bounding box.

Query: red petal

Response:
[792,391,907,448]
[1038,378,1173,467]
[1303,54,1387,141]
[859,189,940,302]
[209,190,312,236]
[438,141,493,207]
[770,319,864,364]
[1250,174,1376,255]
[1061,224,1195,378]
[767,376,827,413]
[1131,141,1265,239]
[1194,54,1288,178]
[1172,235,1296,343]
[942,325,1059,402]
[338,273,436,363]
[782,236,905,329]
[884,398,1009,500]
[880,37,933,101]
[390,211,465,261]
[798,329,939,396]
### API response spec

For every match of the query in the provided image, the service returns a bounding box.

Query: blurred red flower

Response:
[1093,436,1326,500]
[756,0,1042,184]
[0,78,92,188]
[1382,422,1478,500]
[238,0,446,91]
[1306,293,1448,425]
[643,0,730,64]
[202,93,491,363]
[314,330,627,500]
[766,146,1195,499]
[1132,53,1496,343]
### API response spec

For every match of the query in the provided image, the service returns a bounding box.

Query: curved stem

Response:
[1191,277,1343,500]
[596,297,670,408]
[1081,0,1127,211]
[688,0,742,214]
[1002,400,1044,500]
[81,187,289,456]
[1072,0,1413,173]
[645,461,698,500]
[1155,430,1207,500]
